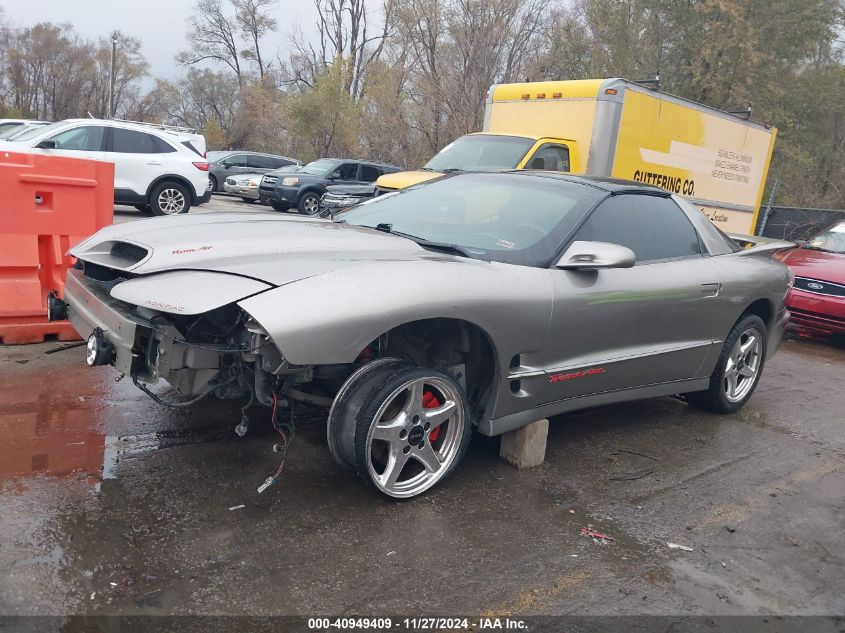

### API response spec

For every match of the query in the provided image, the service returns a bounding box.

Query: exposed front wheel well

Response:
[297,187,323,201]
[375,318,498,421]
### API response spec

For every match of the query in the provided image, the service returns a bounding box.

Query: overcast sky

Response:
[2,0,320,79]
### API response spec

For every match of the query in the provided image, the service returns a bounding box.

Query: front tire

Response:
[687,314,767,413]
[271,201,289,212]
[297,191,321,215]
[336,366,473,499]
[241,197,256,203]
[150,182,191,216]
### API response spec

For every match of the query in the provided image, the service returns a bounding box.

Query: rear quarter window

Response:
[111,128,164,154]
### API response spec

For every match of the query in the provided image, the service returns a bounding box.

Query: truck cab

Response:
[375,132,579,193]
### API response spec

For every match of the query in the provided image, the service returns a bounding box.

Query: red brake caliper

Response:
[423,390,442,443]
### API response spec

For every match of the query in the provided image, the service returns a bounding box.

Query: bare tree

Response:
[178,0,244,85]
[390,0,551,154]
[232,0,278,78]
[285,0,392,98]
[87,32,149,117]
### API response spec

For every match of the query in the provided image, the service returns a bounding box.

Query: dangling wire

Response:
[258,392,296,493]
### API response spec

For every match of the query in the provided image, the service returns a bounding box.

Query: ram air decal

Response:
[171,246,213,255]
[549,367,605,384]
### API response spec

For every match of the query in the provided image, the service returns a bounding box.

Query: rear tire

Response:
[150,181,191,216]
[241,197,256,203]
[208,175,218,193]
[687,314,767,414]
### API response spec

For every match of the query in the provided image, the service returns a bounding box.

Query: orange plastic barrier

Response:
[0,150,113,344]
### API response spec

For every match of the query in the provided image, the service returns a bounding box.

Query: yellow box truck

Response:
[375,78,777,233]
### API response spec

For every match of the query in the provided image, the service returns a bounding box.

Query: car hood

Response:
[70,212,429,287]
[225,173,264,182]
[325,184,376,196]
[375,170,441,190]
[266,165,301,176]
[777,247,845,283]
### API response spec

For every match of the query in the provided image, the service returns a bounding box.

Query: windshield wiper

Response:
[414,240,473,258]
[368,225,473,258]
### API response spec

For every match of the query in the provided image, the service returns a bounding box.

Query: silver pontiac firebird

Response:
[64,172,793,498]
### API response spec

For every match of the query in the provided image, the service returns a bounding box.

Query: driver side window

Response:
[528,144,570,172]
[334,163,358,180]
[48,126,105,151]
[573,194,702,263]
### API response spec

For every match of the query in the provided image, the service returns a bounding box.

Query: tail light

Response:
[193,162,209,171]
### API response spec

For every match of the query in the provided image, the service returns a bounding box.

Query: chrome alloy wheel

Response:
[365,376,465,498]
[302,194,319,214]
[157,188,186,214]
[724,328,762,403]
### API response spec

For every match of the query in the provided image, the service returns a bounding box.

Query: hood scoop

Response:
[109,241,149,266]
[75,239,152,271]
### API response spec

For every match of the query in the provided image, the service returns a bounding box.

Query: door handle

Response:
[146,161,163,166]
[701,282,722,297]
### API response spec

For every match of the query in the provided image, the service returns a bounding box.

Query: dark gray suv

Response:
[259,158,400,214]
[207,151,301,193]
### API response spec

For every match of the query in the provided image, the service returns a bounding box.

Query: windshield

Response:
[341,172,603,266]
[423,135,535,171]
[0,125,25,139]
[299,159,340,176]
[803,221,845,254]
[10,120,67,142]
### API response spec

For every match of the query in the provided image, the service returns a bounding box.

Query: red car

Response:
[776,220,845,334]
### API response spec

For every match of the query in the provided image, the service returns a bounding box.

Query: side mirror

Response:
[36,139,57,149]
[555,241,636,270]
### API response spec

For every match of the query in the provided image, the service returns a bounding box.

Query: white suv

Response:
[1,119,210,215]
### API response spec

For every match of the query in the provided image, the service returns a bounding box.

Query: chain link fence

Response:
[757,206,845,242]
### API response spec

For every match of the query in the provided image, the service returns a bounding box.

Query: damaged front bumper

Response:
[65,261,304,406]
[65,268,276,396]
[66,268,146,377]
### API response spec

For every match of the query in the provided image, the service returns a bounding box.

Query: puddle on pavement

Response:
[0,369,113,489]
[0,361,274,613]
[0,364,280,491]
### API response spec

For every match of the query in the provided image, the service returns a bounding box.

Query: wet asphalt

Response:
[1,198,843,619]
